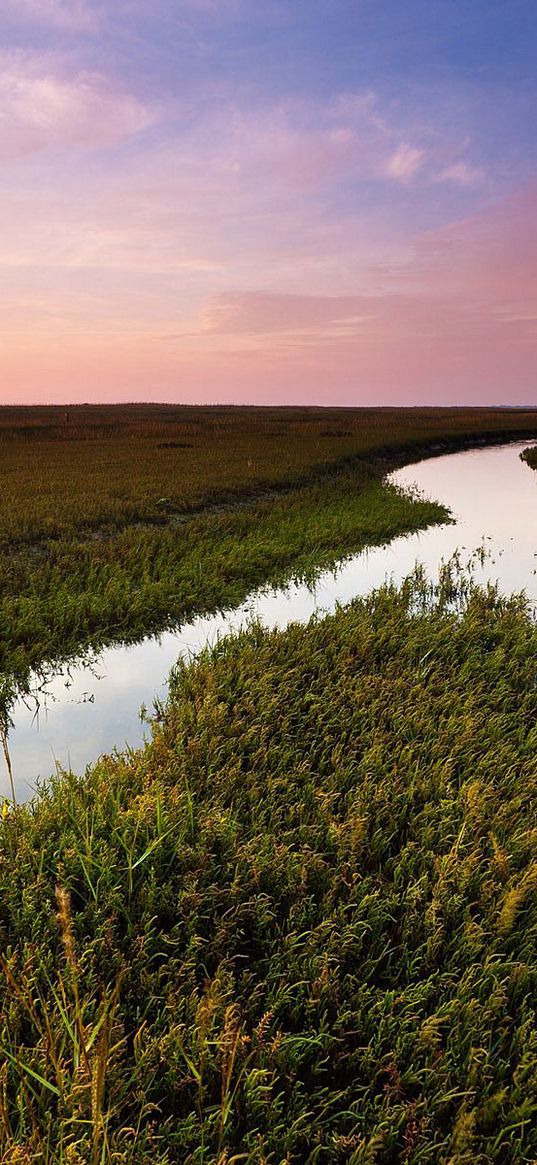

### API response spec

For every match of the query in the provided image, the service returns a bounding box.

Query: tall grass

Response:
[0,472,445,690]
[0,405,536,705]
[2,409,537,1159]
[0,575,536,1161]
[0,405,536,542]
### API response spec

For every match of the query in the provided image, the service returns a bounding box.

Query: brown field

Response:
[1,403,537,543]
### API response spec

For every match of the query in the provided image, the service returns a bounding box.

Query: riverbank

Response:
[2,410,537,1160]
[1,574,536,1162]
[2,406,537,703]
[5,438,537,802]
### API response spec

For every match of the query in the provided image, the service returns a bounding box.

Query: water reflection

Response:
[3,440,537,801]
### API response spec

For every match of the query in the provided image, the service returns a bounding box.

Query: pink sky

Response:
[0,1,536,404]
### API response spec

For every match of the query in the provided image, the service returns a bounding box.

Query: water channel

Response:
[4,440,537,802]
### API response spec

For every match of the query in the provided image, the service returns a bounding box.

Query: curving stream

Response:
[3,439,537,802]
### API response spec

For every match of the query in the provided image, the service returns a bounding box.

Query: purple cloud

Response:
[0,52,156,157]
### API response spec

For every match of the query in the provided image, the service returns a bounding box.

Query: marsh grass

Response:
[1,574,536,1162]
[0,471,447,709]
[0,405,536,544]
[2,409,537,1159]
[1,405,537,705]
[520,445,537,471]
[0,723,16,805]
[0,888,156,1164]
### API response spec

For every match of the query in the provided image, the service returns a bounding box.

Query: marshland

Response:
[1,405,537,1163]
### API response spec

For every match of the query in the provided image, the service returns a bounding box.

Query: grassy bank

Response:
[2,409,537,1161]
[1,577,536,1162]
[1,405,537,542]
[1,405,537,695]
[0,471,443,686]
[521,446,537,471]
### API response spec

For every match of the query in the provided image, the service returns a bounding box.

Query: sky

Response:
[0,0,536,405]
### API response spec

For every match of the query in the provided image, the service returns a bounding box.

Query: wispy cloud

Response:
[386,144,425,181]
[0,0,532,404]
[201,291,373,336]
[159,183,537,402]
[0,0,100,32]
[0,53,156,157]
[435,161,485,187]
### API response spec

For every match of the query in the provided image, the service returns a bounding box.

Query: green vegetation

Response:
[2,406,537,1161]
[1,405,536,541]
[0,470,443,687]
[520,445,537,471]
[1,576,536,1162]
[1,405,537,695]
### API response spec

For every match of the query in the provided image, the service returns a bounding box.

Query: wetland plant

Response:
[0,574,536,1162]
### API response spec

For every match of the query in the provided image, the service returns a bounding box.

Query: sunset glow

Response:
[1,0,536,404]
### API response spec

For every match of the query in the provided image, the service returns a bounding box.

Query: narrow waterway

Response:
[4,440,537,802]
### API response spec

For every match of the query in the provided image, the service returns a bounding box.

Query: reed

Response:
[2,404,537,709]
[2,409,537,1158]
[0,573,536,1161]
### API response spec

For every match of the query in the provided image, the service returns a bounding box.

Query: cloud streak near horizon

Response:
[0,0,536,404]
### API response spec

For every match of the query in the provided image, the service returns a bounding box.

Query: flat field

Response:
[1,406,537,1163]
[1,404,537,539]
[1,404,537,690]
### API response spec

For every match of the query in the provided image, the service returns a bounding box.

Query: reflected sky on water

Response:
[4,440,537,801]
